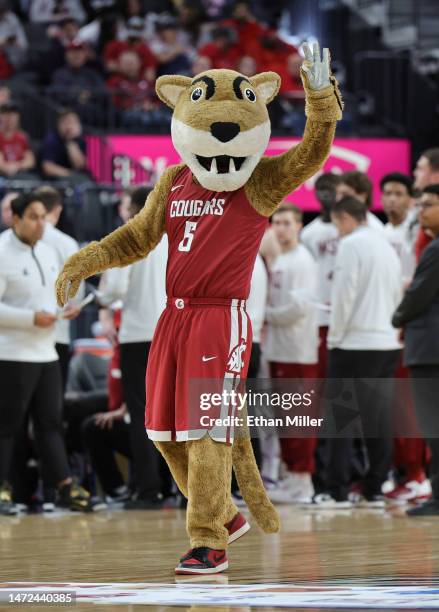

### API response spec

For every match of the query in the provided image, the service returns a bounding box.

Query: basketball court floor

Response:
[1,504,439,611]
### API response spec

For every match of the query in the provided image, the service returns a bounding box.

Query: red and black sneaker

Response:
[226,512,250,544]
[175,547,228,574]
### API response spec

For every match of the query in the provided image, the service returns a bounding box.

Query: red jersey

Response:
[165,166,268,300]
[0,130,30,162]
[103,40,157,74]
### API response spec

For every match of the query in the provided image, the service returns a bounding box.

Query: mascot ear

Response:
[156,75,192,109]
[251,72,281,105]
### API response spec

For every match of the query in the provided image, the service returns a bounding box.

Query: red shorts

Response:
[145,297,252,443]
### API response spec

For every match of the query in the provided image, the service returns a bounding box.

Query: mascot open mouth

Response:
[195,154,247,174]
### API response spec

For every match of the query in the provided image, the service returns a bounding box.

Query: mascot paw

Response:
[301,41,331,91]
[55,268,82,307]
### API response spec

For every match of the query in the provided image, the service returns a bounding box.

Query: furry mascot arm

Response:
[246,43,343,216]
[56,164,184,306]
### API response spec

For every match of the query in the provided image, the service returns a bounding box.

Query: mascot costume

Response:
[56,42,342,574]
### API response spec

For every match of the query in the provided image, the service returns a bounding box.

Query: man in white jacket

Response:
[98,186,169,509]
[0,192,101,515]
[336,170,384,233]
[35,186,82,388]
[264,204,319,503]
[324,196,402,507]
[301,173,341,379]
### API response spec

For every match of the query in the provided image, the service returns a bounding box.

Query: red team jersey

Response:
[145,166,268,442]
[165,166,268,299]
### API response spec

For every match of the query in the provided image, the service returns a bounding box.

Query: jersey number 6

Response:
[178,221,198,252]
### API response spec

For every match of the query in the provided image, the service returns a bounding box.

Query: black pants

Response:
[409,365,439,500]
[0,360,70,486]
[56,343,71,393]
[120,342,170,498]
[82,414,131,495]
[325,348,400,500]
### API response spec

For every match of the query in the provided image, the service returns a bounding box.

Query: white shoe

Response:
[268,484,297,504]
[281,472,315,503]
[349,492,385,508]
[303,493,352,509]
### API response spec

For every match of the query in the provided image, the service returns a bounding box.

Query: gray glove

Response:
[301,42,331,91]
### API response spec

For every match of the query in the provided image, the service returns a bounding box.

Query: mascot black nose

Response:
[210,122,240,142]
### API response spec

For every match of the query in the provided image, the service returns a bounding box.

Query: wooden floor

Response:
[1,504,439,611]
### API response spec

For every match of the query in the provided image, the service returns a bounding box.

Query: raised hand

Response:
[301,42,331,91]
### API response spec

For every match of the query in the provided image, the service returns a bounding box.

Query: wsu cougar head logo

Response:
[227,339,247,373]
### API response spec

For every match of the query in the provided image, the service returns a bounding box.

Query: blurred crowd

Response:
[0,0,304,130]
[1,146,439,517]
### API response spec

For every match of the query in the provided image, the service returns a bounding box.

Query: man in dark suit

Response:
[392,184,439,516]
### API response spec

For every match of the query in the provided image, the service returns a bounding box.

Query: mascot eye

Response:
[191,87,203,102]
[245,88,256,102]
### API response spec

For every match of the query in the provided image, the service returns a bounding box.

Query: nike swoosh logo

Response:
[202,356,217,362]
[171,184,185,192]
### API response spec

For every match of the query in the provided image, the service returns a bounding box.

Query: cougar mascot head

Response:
[156,69,280,192]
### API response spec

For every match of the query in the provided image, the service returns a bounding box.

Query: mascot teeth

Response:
[196,154,246,174]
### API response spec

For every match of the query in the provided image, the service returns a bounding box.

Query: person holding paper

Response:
[0,192,103,515]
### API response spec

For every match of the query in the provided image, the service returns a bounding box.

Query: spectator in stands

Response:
[0,84,10,105]
[51,40,106,120]
[103,16,156,81]
[0,193,103,515]
[27,0,86,24]
[107,50,168,127]
[336,170,384,232]
[0,0,27,71]
[222,1,267,56]
[198,26,241,70]
[236,55,257,77]
[149,13,192,76]
[41,17,81,81]
[0,190,17,232]
[41,109,89,182]
[176,2,209,48]
[78,9,121,51]
[190,54,211,76]
[0,102,37,179]
[323,196,402,508]
[392,185,439,516]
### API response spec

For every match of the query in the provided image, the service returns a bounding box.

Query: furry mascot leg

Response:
[154,438,238,547]
[186,436,236,549]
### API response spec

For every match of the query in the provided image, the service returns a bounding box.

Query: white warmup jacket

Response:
[383,208,419,283]
[0,231,59,362]
[328,225,402,351]
[264,244,319,364]
[246,254,268,344]
[300,217,339,327]
[99,235,168,343]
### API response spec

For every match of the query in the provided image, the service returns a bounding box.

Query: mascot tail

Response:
[232,436,280,533]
